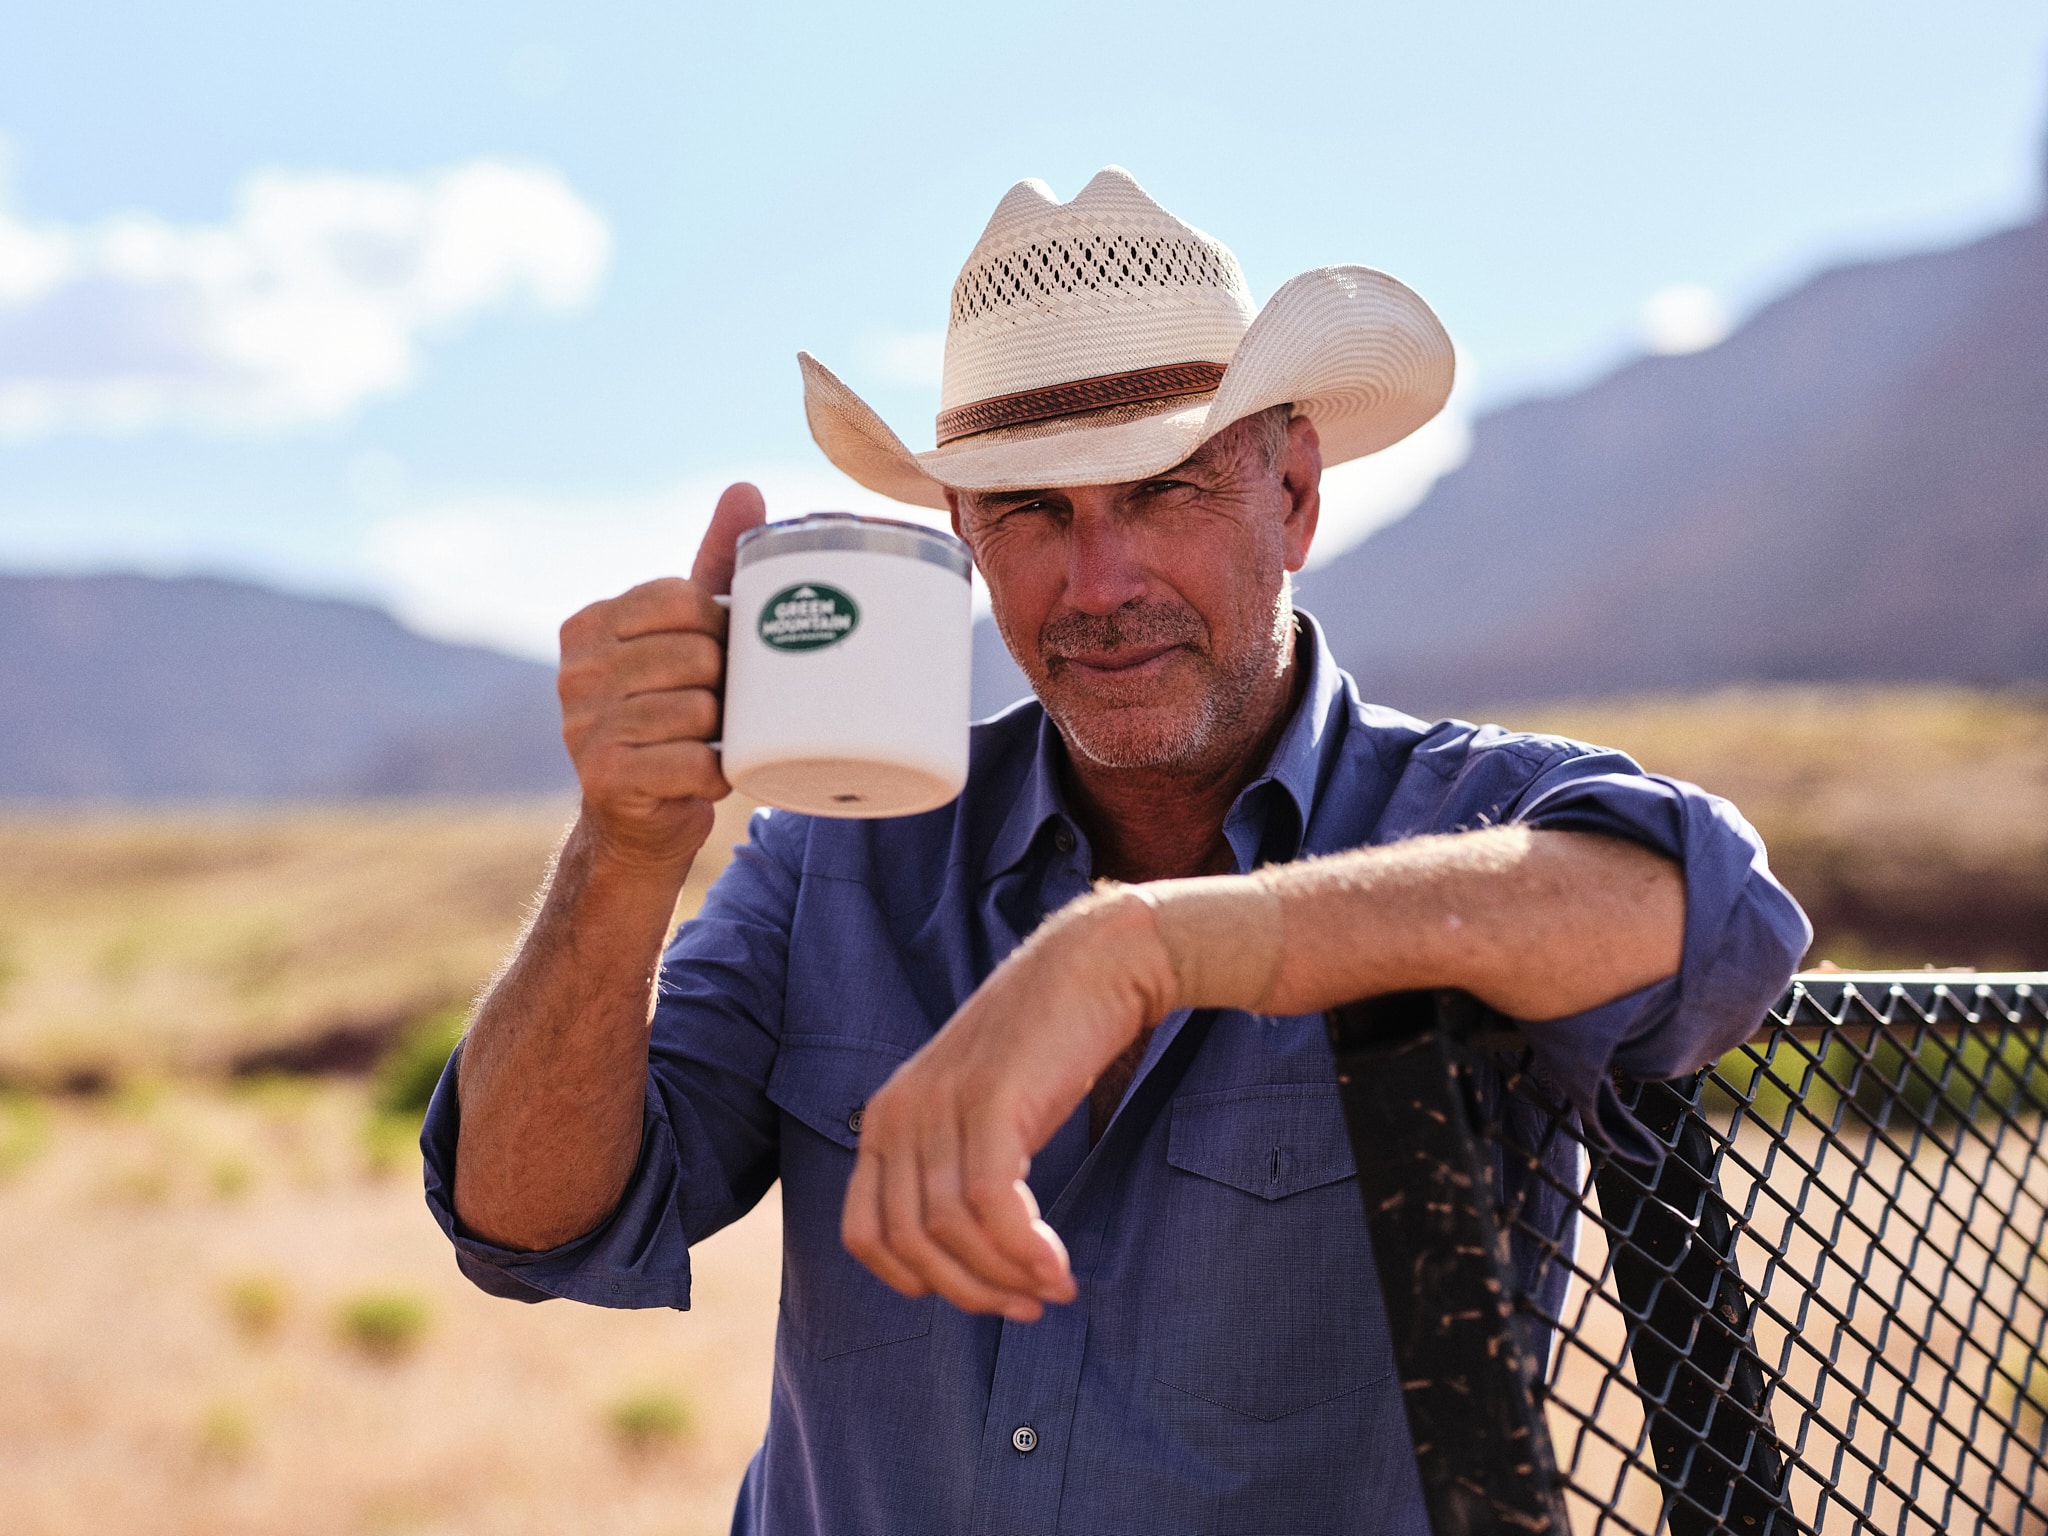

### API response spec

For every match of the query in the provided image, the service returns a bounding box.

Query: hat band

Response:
[934,361,1226,446]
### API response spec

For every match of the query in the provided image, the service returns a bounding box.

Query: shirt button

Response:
[1052,825,1075,855]
[1011,1425,1038,1454]
[848,1106,865,1135]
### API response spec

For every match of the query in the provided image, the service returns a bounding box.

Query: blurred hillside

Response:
[0,796,754,1091]
[1496,687,2048,970]
[1297,177,2048,718]
[0,574,574,799]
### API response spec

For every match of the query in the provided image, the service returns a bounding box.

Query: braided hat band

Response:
[801,167,1453,510]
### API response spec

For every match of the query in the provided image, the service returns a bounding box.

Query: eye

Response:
[997,497,1060,519]
[1135,477,1193,498]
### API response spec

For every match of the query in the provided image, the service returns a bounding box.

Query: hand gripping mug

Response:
[721,513,973,818]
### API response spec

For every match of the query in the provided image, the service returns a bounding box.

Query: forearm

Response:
[453,812,698,1251]
[1136,825,1683,1022]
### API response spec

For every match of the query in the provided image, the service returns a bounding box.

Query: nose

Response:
[1062,505,1150,616]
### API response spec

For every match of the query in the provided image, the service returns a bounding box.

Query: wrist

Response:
[557,814,699,932]
[1132,872,1285,1011]
[574,804,706,889]
[1036,884,1181,1047]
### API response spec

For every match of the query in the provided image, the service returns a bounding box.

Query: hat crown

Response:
[939,168,1257,415]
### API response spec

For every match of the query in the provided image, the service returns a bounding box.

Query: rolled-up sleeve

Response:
[420,807,804,1307]
[1501,751,1812,1144]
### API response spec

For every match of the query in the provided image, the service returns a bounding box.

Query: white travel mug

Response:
[721,513,973,818]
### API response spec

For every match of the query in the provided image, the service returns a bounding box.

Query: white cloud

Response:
[864,328,947,388]
[0,157,609,440]
[366,467,967,660]
[1303,344,1476,567]
[1640,283,1730,355]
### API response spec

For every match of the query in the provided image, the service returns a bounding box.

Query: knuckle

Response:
[964,1176,1012,1215]
[559,602,603,648]
[925,1196,973,1242]
[556,656,608,705]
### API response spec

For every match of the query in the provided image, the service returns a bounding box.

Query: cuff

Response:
[419,1043,695,1311]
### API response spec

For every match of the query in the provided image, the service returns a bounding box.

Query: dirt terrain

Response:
[1,686,2043,1530]
[0,1081,782,1536]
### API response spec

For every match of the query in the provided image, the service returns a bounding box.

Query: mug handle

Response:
[707,593,732,752]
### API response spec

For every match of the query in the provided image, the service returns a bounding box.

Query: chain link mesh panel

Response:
[1330,975,2048,1536]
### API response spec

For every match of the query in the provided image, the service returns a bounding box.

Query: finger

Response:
[965,1167,1076,1303]
[606,578,729,645]
[690,482,768,597]
[591,739,729,802]
[609,631,726,699]
[878,1133,1043,1320]
[843,1146,929,1299]
[601,688,720,747]
[919,1116,1064,1298]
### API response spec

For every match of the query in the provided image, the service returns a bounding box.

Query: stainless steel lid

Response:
[735,512,971,580]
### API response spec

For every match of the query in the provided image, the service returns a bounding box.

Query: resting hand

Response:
[841,889,1177,1321]
[557,483,767,873]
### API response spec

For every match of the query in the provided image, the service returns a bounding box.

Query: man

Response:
[425,168,1809,1534]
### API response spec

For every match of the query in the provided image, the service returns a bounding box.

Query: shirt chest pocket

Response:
[765,1035,935,1360]
[1150,1083,1394,1422]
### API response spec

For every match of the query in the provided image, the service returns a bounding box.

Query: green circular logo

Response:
[758,583,860,651]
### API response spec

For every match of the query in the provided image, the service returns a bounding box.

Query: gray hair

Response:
[1232,403,1295,473]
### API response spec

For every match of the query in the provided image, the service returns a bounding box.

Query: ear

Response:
[945,488,966,544]
[1279,414,1322,573]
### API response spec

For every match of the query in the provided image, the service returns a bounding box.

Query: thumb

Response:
[691,482,768,596]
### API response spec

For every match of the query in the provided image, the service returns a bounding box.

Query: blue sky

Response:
[3,0,2046,655]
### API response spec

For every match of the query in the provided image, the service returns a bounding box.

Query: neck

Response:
[1061,638,1306,885]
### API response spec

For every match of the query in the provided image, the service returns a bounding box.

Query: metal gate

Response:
[1328,974,2048,1535]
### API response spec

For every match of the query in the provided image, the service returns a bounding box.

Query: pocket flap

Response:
[766,1034,913,1150]
[1166,1083,1356,1200]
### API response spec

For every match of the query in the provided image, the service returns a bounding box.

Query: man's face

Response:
[950,414,1322,774]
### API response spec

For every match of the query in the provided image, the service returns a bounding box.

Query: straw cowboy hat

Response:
[799,166,1454,511]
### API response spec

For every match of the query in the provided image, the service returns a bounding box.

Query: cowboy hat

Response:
[800,166,1454,511]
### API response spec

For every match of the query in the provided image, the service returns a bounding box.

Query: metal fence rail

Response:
[1328,974,2048,1536]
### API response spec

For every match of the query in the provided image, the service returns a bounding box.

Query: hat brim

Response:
[801,265,1455,511]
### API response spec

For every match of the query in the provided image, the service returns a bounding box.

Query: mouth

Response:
[1050,641,1187,677]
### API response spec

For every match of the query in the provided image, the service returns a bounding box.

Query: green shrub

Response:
[606,1387,690,1455]
[334,1289,431,1362]
[223,1272,288,1341]
[373,1007,467,1120]
[209,1155,253,1200]
[196,1399,254,1464]
[1706,1027,2048,1133]
[360,1109,420,1177]
[0,1091,48,1181]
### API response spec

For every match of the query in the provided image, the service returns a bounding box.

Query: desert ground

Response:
[0,1081,783,1536]
[1,687,2043,1531]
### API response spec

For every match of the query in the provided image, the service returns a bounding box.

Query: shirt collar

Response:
[979,608,1349,881]
[1221,609,1347,868]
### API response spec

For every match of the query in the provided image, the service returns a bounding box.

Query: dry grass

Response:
[1495,686,2048,968]
[0,795,757,1090]
[0,687,2042,1529]
[0,1081,782,1536]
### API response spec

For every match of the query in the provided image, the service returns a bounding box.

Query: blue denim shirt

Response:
[422,613,1809,1536]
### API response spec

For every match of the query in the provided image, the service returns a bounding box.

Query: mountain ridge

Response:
[970,201,2048,718]
[0,573,573,799]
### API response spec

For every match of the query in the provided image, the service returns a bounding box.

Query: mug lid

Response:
[735,512,972,580]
